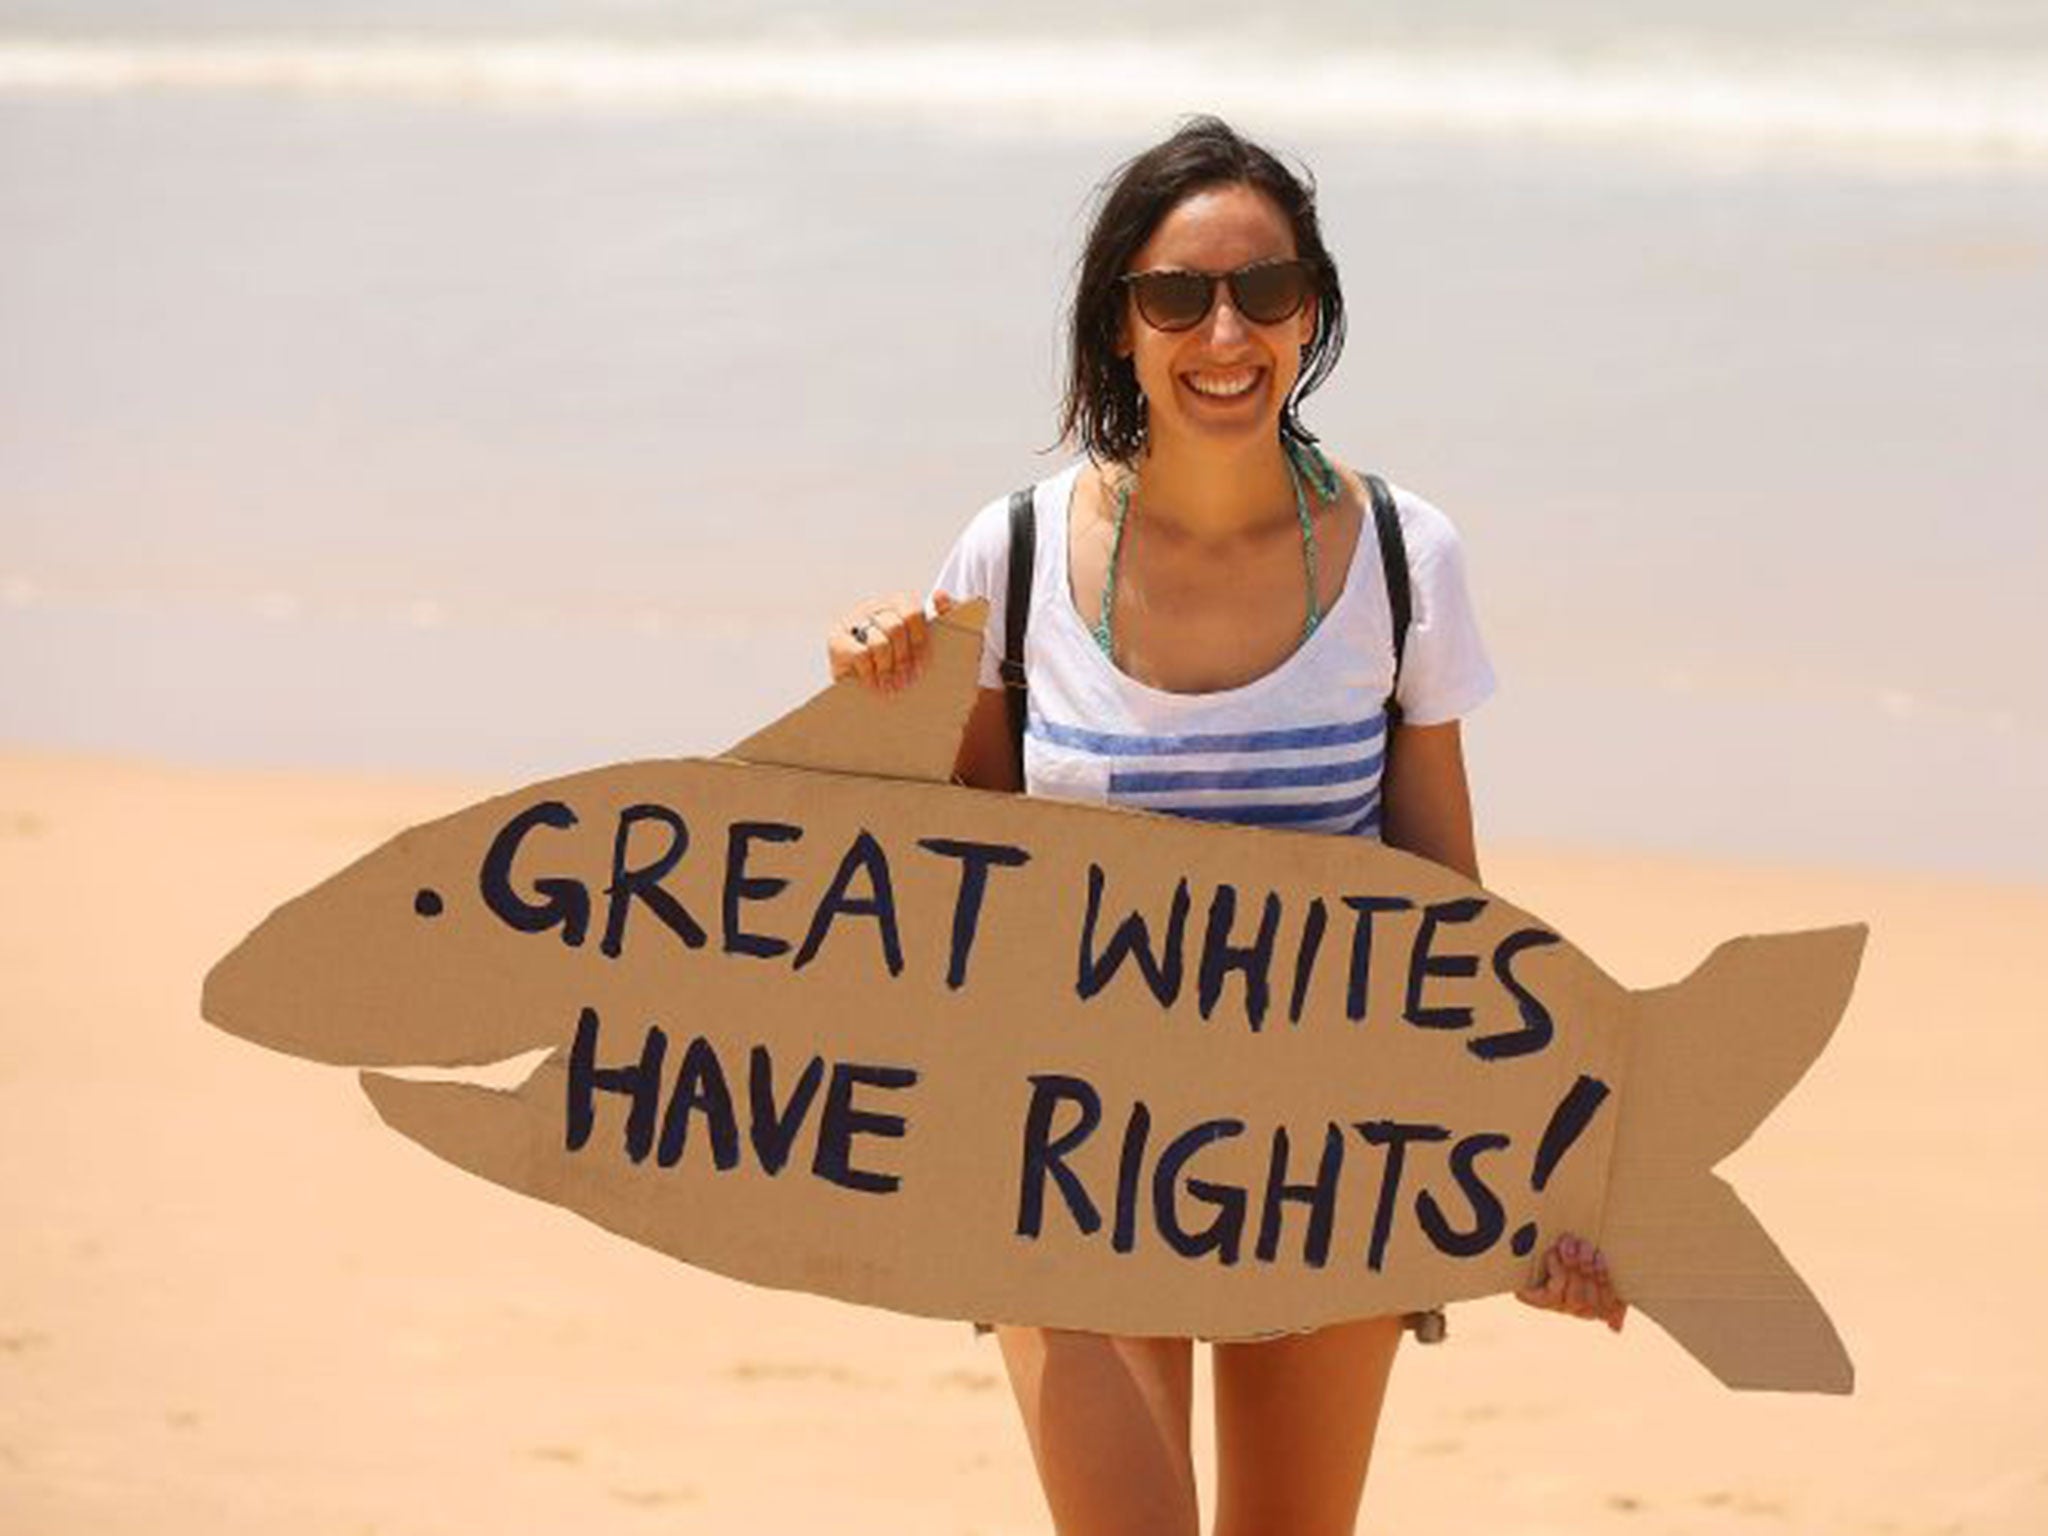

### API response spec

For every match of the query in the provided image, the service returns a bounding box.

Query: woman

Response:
[829,117,1623,1536]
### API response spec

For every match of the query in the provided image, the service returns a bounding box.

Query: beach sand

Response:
[1,748,2042,1534]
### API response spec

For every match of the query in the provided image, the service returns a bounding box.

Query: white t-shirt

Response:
[932,461,1495,840]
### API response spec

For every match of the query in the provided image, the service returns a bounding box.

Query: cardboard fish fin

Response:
[1604,925,1866,1393]
[723,599,990,783]
[1619,1173,1854,1394]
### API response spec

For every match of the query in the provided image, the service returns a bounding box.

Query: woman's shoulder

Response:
[1332,460,1472,571]
[933,495,1010,602]
[970,459,1087,530]
[954,463,1085,556]
[935,460,1085,599]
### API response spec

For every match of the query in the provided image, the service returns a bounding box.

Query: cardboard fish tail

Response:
[1603,926,1866,1394]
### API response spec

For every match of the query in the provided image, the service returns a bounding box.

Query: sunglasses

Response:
[1118,258,1317,333]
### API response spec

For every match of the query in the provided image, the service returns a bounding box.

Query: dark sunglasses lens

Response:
[1131,271,1213,331]
[1231,262,1310,324]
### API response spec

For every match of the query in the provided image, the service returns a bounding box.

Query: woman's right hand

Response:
[827,591,955,693]
[1514,1233,1627,1332]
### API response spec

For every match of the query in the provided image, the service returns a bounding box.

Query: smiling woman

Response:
[825,115,1623,1536]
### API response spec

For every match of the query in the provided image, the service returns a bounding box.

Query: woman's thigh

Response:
[994,1326,1198,1536]
[1212,1315,1405,1536]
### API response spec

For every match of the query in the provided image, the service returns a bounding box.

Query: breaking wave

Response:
[4,35,2047,166]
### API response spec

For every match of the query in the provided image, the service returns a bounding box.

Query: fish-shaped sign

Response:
[202,602,1862,1393]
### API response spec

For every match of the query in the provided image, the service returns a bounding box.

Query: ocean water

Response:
[2,2,2044,879]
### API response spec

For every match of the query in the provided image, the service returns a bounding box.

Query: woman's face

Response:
[1118,181,1316,455]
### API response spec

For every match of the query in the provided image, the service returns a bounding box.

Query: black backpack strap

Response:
[1365,474,1411,728]
[1002,486,1036,786]
[1373,472,1436,1339]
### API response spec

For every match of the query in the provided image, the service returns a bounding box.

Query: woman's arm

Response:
[1379,720,1480,881]
[1382,719,1625,1331]
[953,686,1022,793]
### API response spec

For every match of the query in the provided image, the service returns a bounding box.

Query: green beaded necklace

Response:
[1093,438,1343,660]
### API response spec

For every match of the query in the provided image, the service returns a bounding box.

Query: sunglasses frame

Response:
[1117,257,1318,333]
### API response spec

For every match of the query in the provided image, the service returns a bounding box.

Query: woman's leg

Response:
[1211,1315,1405,1536]
[994,1326,1198,1536]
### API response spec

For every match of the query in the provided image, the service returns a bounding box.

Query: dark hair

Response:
[1057,116,1346,465]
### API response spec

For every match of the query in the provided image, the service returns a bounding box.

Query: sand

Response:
[1,748,2042,1535]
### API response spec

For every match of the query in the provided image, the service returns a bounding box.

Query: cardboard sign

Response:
[202,603,1862,1393]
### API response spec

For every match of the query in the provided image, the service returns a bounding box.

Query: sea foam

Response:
[3,36,2045,168]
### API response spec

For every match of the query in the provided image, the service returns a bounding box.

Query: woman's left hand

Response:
[1514,1233,1627,1332]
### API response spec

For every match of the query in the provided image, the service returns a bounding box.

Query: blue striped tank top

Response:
[1015,464,1400,839]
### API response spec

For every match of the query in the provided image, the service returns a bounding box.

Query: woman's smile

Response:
[1182,365,1264,401]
